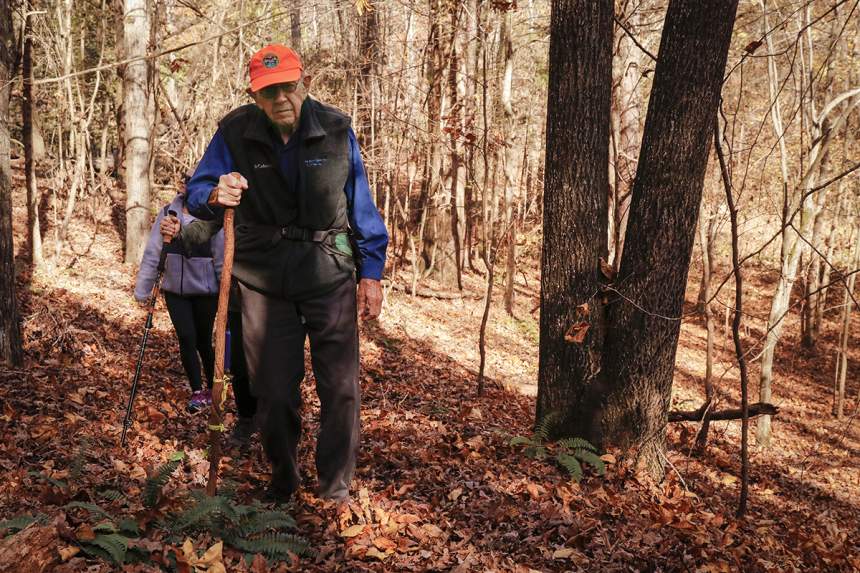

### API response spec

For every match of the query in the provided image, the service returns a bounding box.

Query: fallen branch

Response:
[668,402,778,423]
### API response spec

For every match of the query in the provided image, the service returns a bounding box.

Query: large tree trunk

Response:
[0,0,23,366]
[122,0,152,264]
[536,0,613,437]
[597,0,739,474]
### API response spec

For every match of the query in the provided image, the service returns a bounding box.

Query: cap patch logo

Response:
[262,54,279,68]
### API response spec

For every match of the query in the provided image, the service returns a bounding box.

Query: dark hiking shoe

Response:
[228,417,256,447]
[187,390,209,412]
[263,483,295,506]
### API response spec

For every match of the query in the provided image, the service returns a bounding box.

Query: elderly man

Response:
[184,44,388,502]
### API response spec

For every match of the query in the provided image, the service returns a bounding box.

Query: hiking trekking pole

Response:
[206,207,234,496]
[121,210,178,447]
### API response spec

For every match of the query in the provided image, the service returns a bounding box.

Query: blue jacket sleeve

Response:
[345,129,389,280]
[186,129,236,220]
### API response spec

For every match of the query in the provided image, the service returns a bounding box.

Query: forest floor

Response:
[0,186,858,572]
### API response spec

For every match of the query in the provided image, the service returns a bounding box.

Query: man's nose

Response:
[273,87,289,102]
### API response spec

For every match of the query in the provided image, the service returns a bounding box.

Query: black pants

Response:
[240,278,360,500]
[227,310,257,419]
[163,292,217,393]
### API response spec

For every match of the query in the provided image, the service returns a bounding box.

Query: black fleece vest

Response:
[218,97,355,300]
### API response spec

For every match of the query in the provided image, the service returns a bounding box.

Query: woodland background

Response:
[0,0,858,571]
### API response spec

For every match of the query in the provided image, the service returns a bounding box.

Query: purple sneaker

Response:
[188,390,209,412]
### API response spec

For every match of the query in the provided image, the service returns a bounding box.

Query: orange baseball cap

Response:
[249,44,303,92]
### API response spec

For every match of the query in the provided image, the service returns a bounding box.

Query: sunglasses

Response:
[258,82,299,99]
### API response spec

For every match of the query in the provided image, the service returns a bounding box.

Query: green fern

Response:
[164,494,222,532]
[574,449,606,476]
[163,493,309,559]
[509,436,535,447]
[99,489,125,502]
[64,501,115,522]
[558,437,597,452]
[229,510,297,538]
[82,533,129,565]
[0,514,46,534]
[229,532,310,558]
[143,451,186,509]
[534,412,560,441]
[556,453,583,482]
[524,444,547,460]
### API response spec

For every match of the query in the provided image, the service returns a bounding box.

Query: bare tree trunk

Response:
[0,0,23,365]
[715,115,751,517]
[122,0,153,264]
[608,1,642,270]
[834,219,859,419]
[696,200,715,449]
[290,0,302,53]
[536,0,612,436]
[463,0,480,272]
[418,0,453,283]
[356,0,378,151]
[598,0,739,476]
[497,9,517,314]
[757,96,860,445]
[756,0,860,446]
[446,4,464,290]
[23,16,43,269]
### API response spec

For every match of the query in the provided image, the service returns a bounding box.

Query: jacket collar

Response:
[242,97,326,147]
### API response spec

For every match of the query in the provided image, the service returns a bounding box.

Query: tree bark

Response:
[22,16,43,269]
[598,0,739,475]
[608,1,642,270]
[0,0,23,366]
[834,220,859,419]
[536,0,612,437]
[122,0,153,264]
[290,0,302,53]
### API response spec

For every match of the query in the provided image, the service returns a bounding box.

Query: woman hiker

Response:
[134,192,223,412]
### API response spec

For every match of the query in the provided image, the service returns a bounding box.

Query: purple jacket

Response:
[134,195,225,301]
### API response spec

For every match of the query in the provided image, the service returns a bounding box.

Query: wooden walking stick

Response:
[206,207,234,496]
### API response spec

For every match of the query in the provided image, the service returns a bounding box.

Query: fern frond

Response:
[84,533,129,565]
[574,449,606,476]
[524,444,547,460]
[117,518,140,536]
[556,453,583,482]
[231,511,297,538]
[64,501,115,522]
[232,532,310,557]
[509,436,535,447]
[93,521,118,533]
[166,495,223,532]
[99,489,125,502]
[558,437,597,452]
[0,514,46,533]
[143,451,186,509]
[534,412,560,441]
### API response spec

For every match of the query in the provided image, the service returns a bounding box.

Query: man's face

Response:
[251,80,305,135]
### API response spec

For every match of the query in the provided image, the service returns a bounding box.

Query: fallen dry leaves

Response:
[0,200,858,571]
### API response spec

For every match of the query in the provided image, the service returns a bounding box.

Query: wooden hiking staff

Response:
[206,207,234,496]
